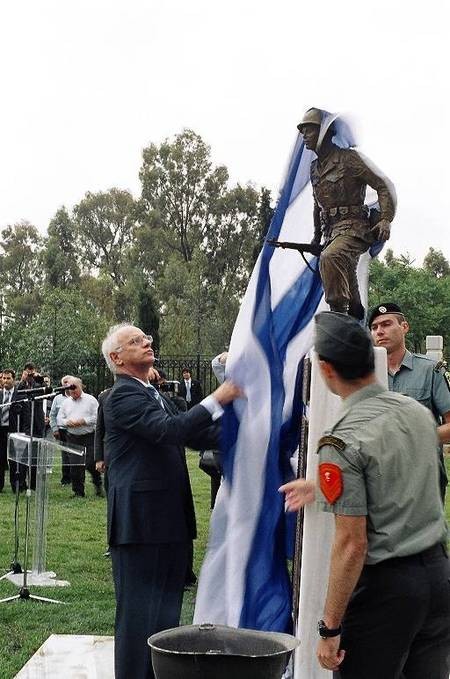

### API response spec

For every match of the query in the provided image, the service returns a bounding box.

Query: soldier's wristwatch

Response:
[317,620,342,639]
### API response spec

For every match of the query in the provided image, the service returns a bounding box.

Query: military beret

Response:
[367,303,404,328]
[314,311,374,366]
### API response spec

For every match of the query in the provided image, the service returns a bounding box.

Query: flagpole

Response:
[291,356,311,637]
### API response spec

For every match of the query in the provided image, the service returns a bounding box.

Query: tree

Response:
[0,221,43,323]
[74,188,136,286]
[369,253,450,354]
[1,289,110,378]
[42,207,80,288]
[423,247,450,278]
[135,280,160,352]
[252,187,274,265]
[139,129,229,262]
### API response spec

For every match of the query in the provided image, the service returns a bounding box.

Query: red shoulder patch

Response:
[319,463,343,504]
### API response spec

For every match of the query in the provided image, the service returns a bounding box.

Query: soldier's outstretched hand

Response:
[279,479,316,510]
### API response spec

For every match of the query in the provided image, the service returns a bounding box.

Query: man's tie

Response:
[185,380,191,403]
[1,390,12,427]
[147,384,166,411]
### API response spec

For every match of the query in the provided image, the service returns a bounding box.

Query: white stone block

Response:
[426,350,443,362]
[426,335,443,351]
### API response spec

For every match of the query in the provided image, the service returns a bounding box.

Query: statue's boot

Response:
[348,301,365,321]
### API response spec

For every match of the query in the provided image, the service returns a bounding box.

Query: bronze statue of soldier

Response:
[271,108,396,319]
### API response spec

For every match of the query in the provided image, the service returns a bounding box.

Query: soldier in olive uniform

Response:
[297,108,396,319]
[281,312,449,678]
[369,302,450,501]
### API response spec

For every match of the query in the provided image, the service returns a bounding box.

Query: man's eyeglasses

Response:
[114,334,153,352]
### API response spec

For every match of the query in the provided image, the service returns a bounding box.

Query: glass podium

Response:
[0,433,85,599]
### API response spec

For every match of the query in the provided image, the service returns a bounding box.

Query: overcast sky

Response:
[1,0,449,264]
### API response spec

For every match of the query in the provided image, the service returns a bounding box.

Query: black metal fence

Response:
[58,354,219,397]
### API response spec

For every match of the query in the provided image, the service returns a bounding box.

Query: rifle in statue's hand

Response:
[266,239,322,258]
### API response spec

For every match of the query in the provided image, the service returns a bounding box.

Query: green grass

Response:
[0,454,449,678]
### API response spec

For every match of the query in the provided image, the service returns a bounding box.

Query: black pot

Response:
[148,623,299,679]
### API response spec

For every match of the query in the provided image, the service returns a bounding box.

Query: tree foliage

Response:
[43,207,80,288]
[369,249,450,353]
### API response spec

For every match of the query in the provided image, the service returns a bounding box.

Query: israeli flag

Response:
[194,113,381,632]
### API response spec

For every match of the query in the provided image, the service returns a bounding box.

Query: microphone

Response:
[17,384,76,396]
[54,384,76,393]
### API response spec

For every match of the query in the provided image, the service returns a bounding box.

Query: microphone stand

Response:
[0,392,65,604]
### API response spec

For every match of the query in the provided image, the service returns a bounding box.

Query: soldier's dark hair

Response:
[3,368,16,379]
[318,355,374,380]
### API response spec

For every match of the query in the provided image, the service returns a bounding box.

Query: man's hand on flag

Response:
[212,380,243,405]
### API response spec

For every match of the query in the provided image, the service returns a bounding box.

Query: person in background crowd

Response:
[1,369,29,492]
[368,302,450,501]
[178,368,203,409]
[17,362,45,438]
[154,369,187,412]
[49,375,77,485]
[57,377,102,498]
[95,385,113,557]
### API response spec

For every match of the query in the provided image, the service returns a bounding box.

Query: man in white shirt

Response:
[57,377,102,498]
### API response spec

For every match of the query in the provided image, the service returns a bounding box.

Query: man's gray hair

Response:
[102,323,133,374]
[61,374,77,386]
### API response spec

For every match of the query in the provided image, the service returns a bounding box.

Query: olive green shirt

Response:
[389,350,450,498]
[388,350,450,420]
[317,383,447,564]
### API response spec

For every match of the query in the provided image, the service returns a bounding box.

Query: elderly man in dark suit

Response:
[101,323,240,679]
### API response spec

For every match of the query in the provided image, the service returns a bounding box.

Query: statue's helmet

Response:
[297,108,323,132]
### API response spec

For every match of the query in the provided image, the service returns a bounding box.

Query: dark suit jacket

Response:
[17,380,45,436]
[103,374,219,547]
[2,387,30,434]
[178,378,203,408]
[94,388,112,463]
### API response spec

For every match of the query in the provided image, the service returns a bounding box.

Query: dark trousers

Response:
[58,429,71,483]
[0,427,8,491]
[3,427,35,492]
[335,543,450,679]
[66,432,102,496]
[111,542,188,679]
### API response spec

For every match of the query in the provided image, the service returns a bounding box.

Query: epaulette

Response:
[316,435,346,453]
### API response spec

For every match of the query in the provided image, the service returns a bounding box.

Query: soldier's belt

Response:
[321,205,369,222]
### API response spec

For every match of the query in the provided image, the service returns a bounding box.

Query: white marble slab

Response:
[5,571,70,587]
[15,634,114,679]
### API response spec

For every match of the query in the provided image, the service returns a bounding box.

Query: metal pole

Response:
[291,357,311,633]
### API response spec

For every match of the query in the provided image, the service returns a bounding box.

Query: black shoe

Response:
[61,479,71,486]
[103,549,111,558]
[70,492,85,498]
[95,486,105,497]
